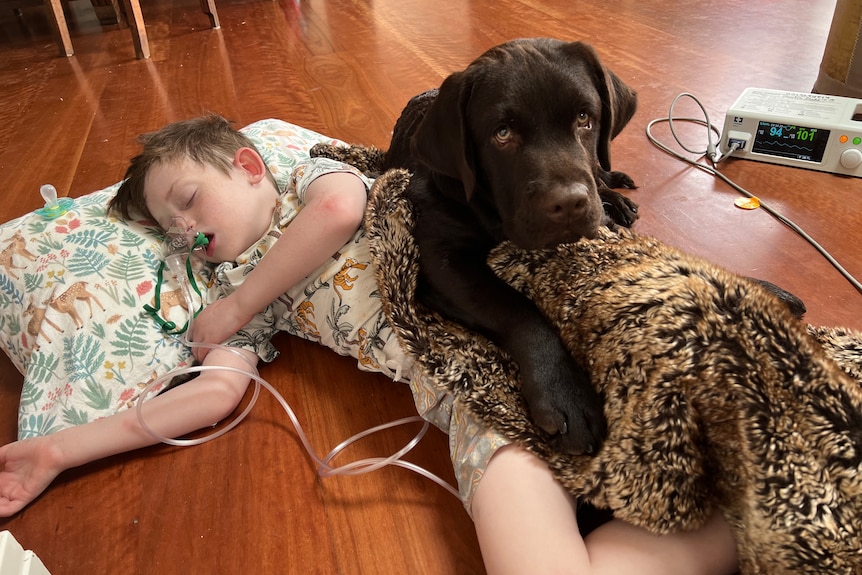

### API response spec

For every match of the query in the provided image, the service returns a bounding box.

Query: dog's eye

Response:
[494,126,514,145]
[576,112,592,129]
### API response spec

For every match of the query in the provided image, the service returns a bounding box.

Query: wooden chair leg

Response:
[90,0,124,26]
[109,0,128,28]
[119,0,150,59]
[45,0,73,56]
[199,0,220,29]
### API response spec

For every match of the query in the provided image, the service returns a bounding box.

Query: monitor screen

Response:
[752,121,830,163]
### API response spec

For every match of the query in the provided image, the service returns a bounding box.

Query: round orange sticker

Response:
[734,196,761,210]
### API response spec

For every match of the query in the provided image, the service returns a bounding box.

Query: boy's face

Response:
[144,155,277,263]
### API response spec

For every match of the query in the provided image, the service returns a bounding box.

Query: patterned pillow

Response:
[0,119,343,438]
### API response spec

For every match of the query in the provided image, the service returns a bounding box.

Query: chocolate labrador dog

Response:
[383,38,639,454]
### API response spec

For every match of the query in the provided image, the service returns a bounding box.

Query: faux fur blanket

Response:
[313,143,862,574]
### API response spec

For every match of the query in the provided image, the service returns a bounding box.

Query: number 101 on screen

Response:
[766,124,819,141]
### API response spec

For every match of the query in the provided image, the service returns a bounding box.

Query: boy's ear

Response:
[234,147,267,184]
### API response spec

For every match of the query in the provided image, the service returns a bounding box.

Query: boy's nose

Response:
[167,216,199,247]
[170,215,194,232]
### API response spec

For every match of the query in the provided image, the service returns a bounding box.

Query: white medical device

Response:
[719,87,862,177]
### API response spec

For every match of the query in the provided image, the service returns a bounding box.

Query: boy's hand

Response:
[0,437,64,517]
[189,294,255,361]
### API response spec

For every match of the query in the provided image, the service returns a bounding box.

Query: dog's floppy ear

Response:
[563,42,637,171]
[410,69,478,200]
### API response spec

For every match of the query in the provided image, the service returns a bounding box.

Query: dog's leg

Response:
[600,188,639,228]
[413,200,607,454]
[423,263,607,454]
[598,168,636,191]
[597,167,638,228]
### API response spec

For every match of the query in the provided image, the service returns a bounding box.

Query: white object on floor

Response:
[0,531,50,575]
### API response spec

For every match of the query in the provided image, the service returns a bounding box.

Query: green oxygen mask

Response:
[143,216,209,336]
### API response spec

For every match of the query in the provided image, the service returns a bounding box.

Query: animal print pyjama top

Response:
[208,157,508,512]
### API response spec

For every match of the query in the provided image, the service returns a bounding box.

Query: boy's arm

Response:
[0,346,257,517]
[190,170,367,359]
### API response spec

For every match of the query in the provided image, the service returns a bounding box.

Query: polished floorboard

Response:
[1,0,860,573]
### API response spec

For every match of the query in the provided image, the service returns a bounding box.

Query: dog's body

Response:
[383,38,639,453]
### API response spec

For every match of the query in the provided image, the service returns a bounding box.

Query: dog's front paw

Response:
[599,168,637,190]
[521,353,607,454]
[600,188,639,228]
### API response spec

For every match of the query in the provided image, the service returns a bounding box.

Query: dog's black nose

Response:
[544,183,591,224]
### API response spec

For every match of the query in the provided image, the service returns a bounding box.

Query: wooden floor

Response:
[1,0,860,573]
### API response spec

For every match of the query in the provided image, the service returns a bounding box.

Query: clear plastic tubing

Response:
[135,256,462,500]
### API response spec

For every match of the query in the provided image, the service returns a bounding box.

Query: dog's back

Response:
[383,88,438,172]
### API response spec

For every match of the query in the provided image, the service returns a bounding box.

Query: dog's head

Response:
[411,38,637,248]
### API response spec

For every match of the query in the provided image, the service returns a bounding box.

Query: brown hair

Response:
[108,114,273,222]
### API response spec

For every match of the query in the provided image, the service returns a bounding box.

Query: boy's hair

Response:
[108,114,271,222]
